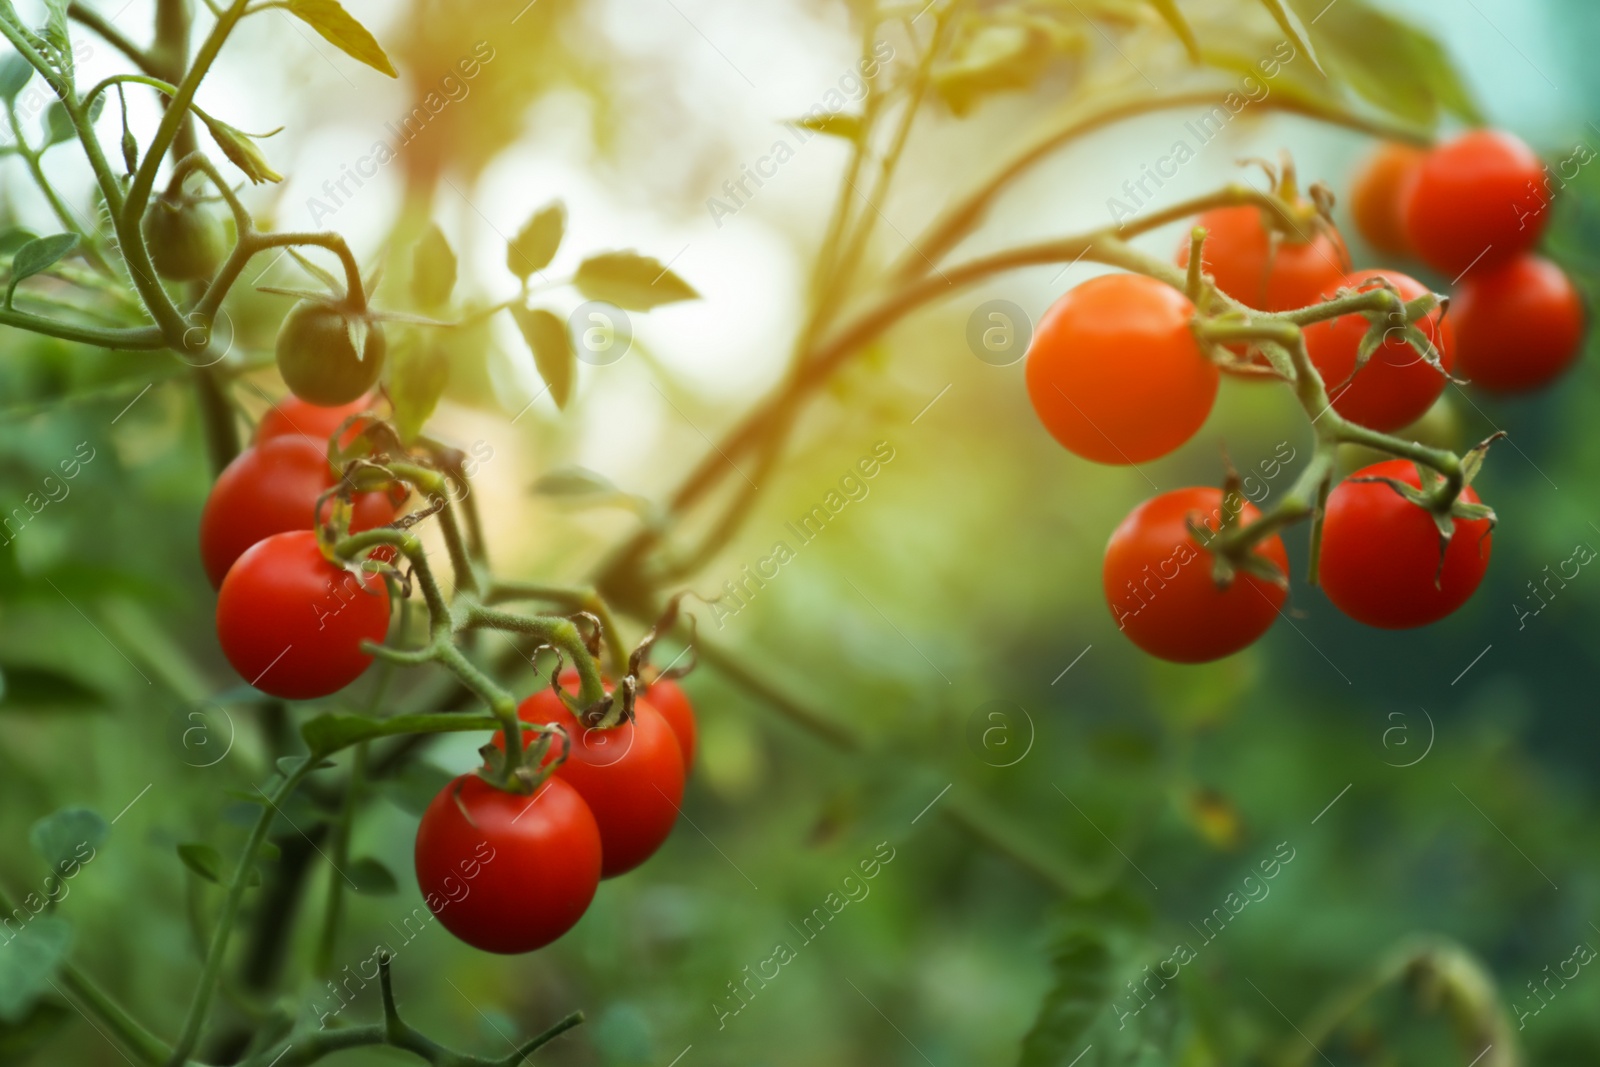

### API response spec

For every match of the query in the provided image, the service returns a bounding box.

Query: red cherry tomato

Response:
[1102,488,1288,663]
[256,394,376,449]
[1026,274,1217,465]
[1403,129,1547,277]
[1453,254,1584,393]
[1318,459,1493,629]
[642,677,697,770]
[506,673,685,878]
[199,436,397,588]
[1304,269,1454,433]
[1350,142,1426,257]
[414,774,601,954]
[215,530,390,699]
[1174,205,1347,311]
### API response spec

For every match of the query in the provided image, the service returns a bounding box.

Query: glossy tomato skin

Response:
[1350,142,1426,256]
[1403,130,1547,276]
[1453,254,1584,393]
[1026,274,1217,465]
[1318,459,1493,629]
[1304,269,1455,433]
[256,394,376,448]
[1174,205,1347,311]
[200,436,397,588]
[1102,488,1288,663]
[215,530,390,699]
[642,677,697,770]
[414,774,601,954]
[509,674,685,878]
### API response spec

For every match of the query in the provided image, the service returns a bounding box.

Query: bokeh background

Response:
[4,0,1600,1063]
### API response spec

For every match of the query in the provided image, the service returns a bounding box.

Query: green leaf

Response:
[1257,0,1323,76]
[0,918,71,1025]
[1019,931,1111,1066]
[573,251,698,311]
[5,232,79,306]
[284,0,398,78]
[347,857,398,896]
[0,663,103,711]
[790,112,862,141]
[301,712,501,756]
[1148,0,1201,63]
[177,843,224,884]
[507,202,565,280]
[29,808,106,874]
[389,340,451,442]
[510,307,574,410]
[412,224,456,308]
[0,227,39,255]
[1286,0,1479,124]
[531,465,619,498]
[0,54,32,101]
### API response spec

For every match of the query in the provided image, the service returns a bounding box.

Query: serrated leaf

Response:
[285,0,397,78]
[301,712,501,756]
[573,251,698,311]
[790,112,861,140]
[347,857,398,895]
[412,224,456,308]
[5,232,78,308]
[1257,0,1323,76]
[507,202,565,280]
[389,340,450,442]
[531,465,619,498]
[29,808,106,874]
[177,843,225,884]
[0,54,32,101]
[510,306,574,410]
[0,917,71,1025]
[1148,0,1200,62]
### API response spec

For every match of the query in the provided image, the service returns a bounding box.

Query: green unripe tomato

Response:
[275,301,386,406]
[142,196,228,282]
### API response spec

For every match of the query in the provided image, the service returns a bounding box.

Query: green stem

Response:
[313,742,366,977]
[167,761,314,1065]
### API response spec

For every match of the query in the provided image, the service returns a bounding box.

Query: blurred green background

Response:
[4,0,1600,1063]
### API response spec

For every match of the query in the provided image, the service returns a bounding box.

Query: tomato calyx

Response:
[1345,435,1503,586]
[1188,456,1291,591]
[473,724,569,797]
[1332,278,1455,391]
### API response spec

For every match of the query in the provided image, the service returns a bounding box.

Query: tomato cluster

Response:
[205,394,396,700]
[414,673,697,954]
[1025,127,1582,663]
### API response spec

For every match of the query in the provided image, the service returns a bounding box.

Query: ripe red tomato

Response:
[256,394,376,449]
[414,773,601,954]
[1102,488,1288,663]
[1304,269,1454,433]
[1453,254,1584,393]
[508,673,685,877]
[1026,274,1217,465]
[1350,142,1426,256]
[1318,459,1493,629]
[1174,205,1347,311]
[215,530,390,699]
[643,677,697,770]
[1402,130,1547,277]
[199,436,397,588]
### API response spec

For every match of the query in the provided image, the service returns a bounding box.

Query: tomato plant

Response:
[141,193,228,282]
[1025,274,1218,464]
[275,300,387,407]
[1318,459,1494,628]
[215,530,391,699]
[1453,254,1585,393]
[198,435,397,587]
[413,774,602,955]
[1304,269,1455,432]
[1103,488,1288,663]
